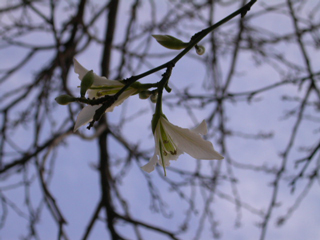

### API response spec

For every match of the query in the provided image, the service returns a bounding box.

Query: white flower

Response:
[141,115,223,174]
[73,58,137,131]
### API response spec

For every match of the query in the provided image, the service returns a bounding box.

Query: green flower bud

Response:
[195,45,205,55]
[150,92,158,103]
[80,70,94,98]
[55,94,75,105]
[152,35,188,50]
[139,91,151,99]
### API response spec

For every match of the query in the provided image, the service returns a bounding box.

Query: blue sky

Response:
[1,1,320,240]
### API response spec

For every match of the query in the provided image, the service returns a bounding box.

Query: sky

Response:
[1,0,320,240]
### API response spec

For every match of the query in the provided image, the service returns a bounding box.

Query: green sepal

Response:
[80,70,94,98]
[158,139,167,176]
[159,122,176,155]
[151,112,161,133]
[152,35,189,50]
[151,113,169,133]
[55,94,75,105]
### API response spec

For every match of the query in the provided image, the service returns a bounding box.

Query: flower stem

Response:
[80,0,257,128]
[152,64,173,132]
[122,0,257,85]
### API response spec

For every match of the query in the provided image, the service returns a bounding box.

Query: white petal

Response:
[92,76,123,87]
[74,89,137,131]
[87,89,100,99]
[74,105,100,132]
[107,89,137,112]
[192,120,208,135]
[73,58,88,80]
[154,125,183,166]
[141,152,158,173]
[73,58,122,87]
[163,148,183,166]
[161,118,223,160]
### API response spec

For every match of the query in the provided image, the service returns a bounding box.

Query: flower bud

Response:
[55,94,75,105]
[139,91,151,99]
[152,35,188,50]
[150,92,158,103]
[80,70,94,97]
[195,45,205,55]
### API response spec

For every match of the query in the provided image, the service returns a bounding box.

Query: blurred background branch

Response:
[0,0,319,240]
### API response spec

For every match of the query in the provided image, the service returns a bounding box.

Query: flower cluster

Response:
[55,35,223,175]
[142,114,223,175]
[72,59,138,131]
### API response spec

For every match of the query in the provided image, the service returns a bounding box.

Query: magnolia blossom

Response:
[73,58,137,131]
[141,116,223,174]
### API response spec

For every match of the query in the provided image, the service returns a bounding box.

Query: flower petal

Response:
[107,88,137,112]
[74,89,137,131]
[74,105,101,132]
[191,120,208,135]
[161,118,223,160]
[73,58,123,87]
[73,58,88,80]
[141,152,158,173]
[162,147,183,165]
[93,76,122,87]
